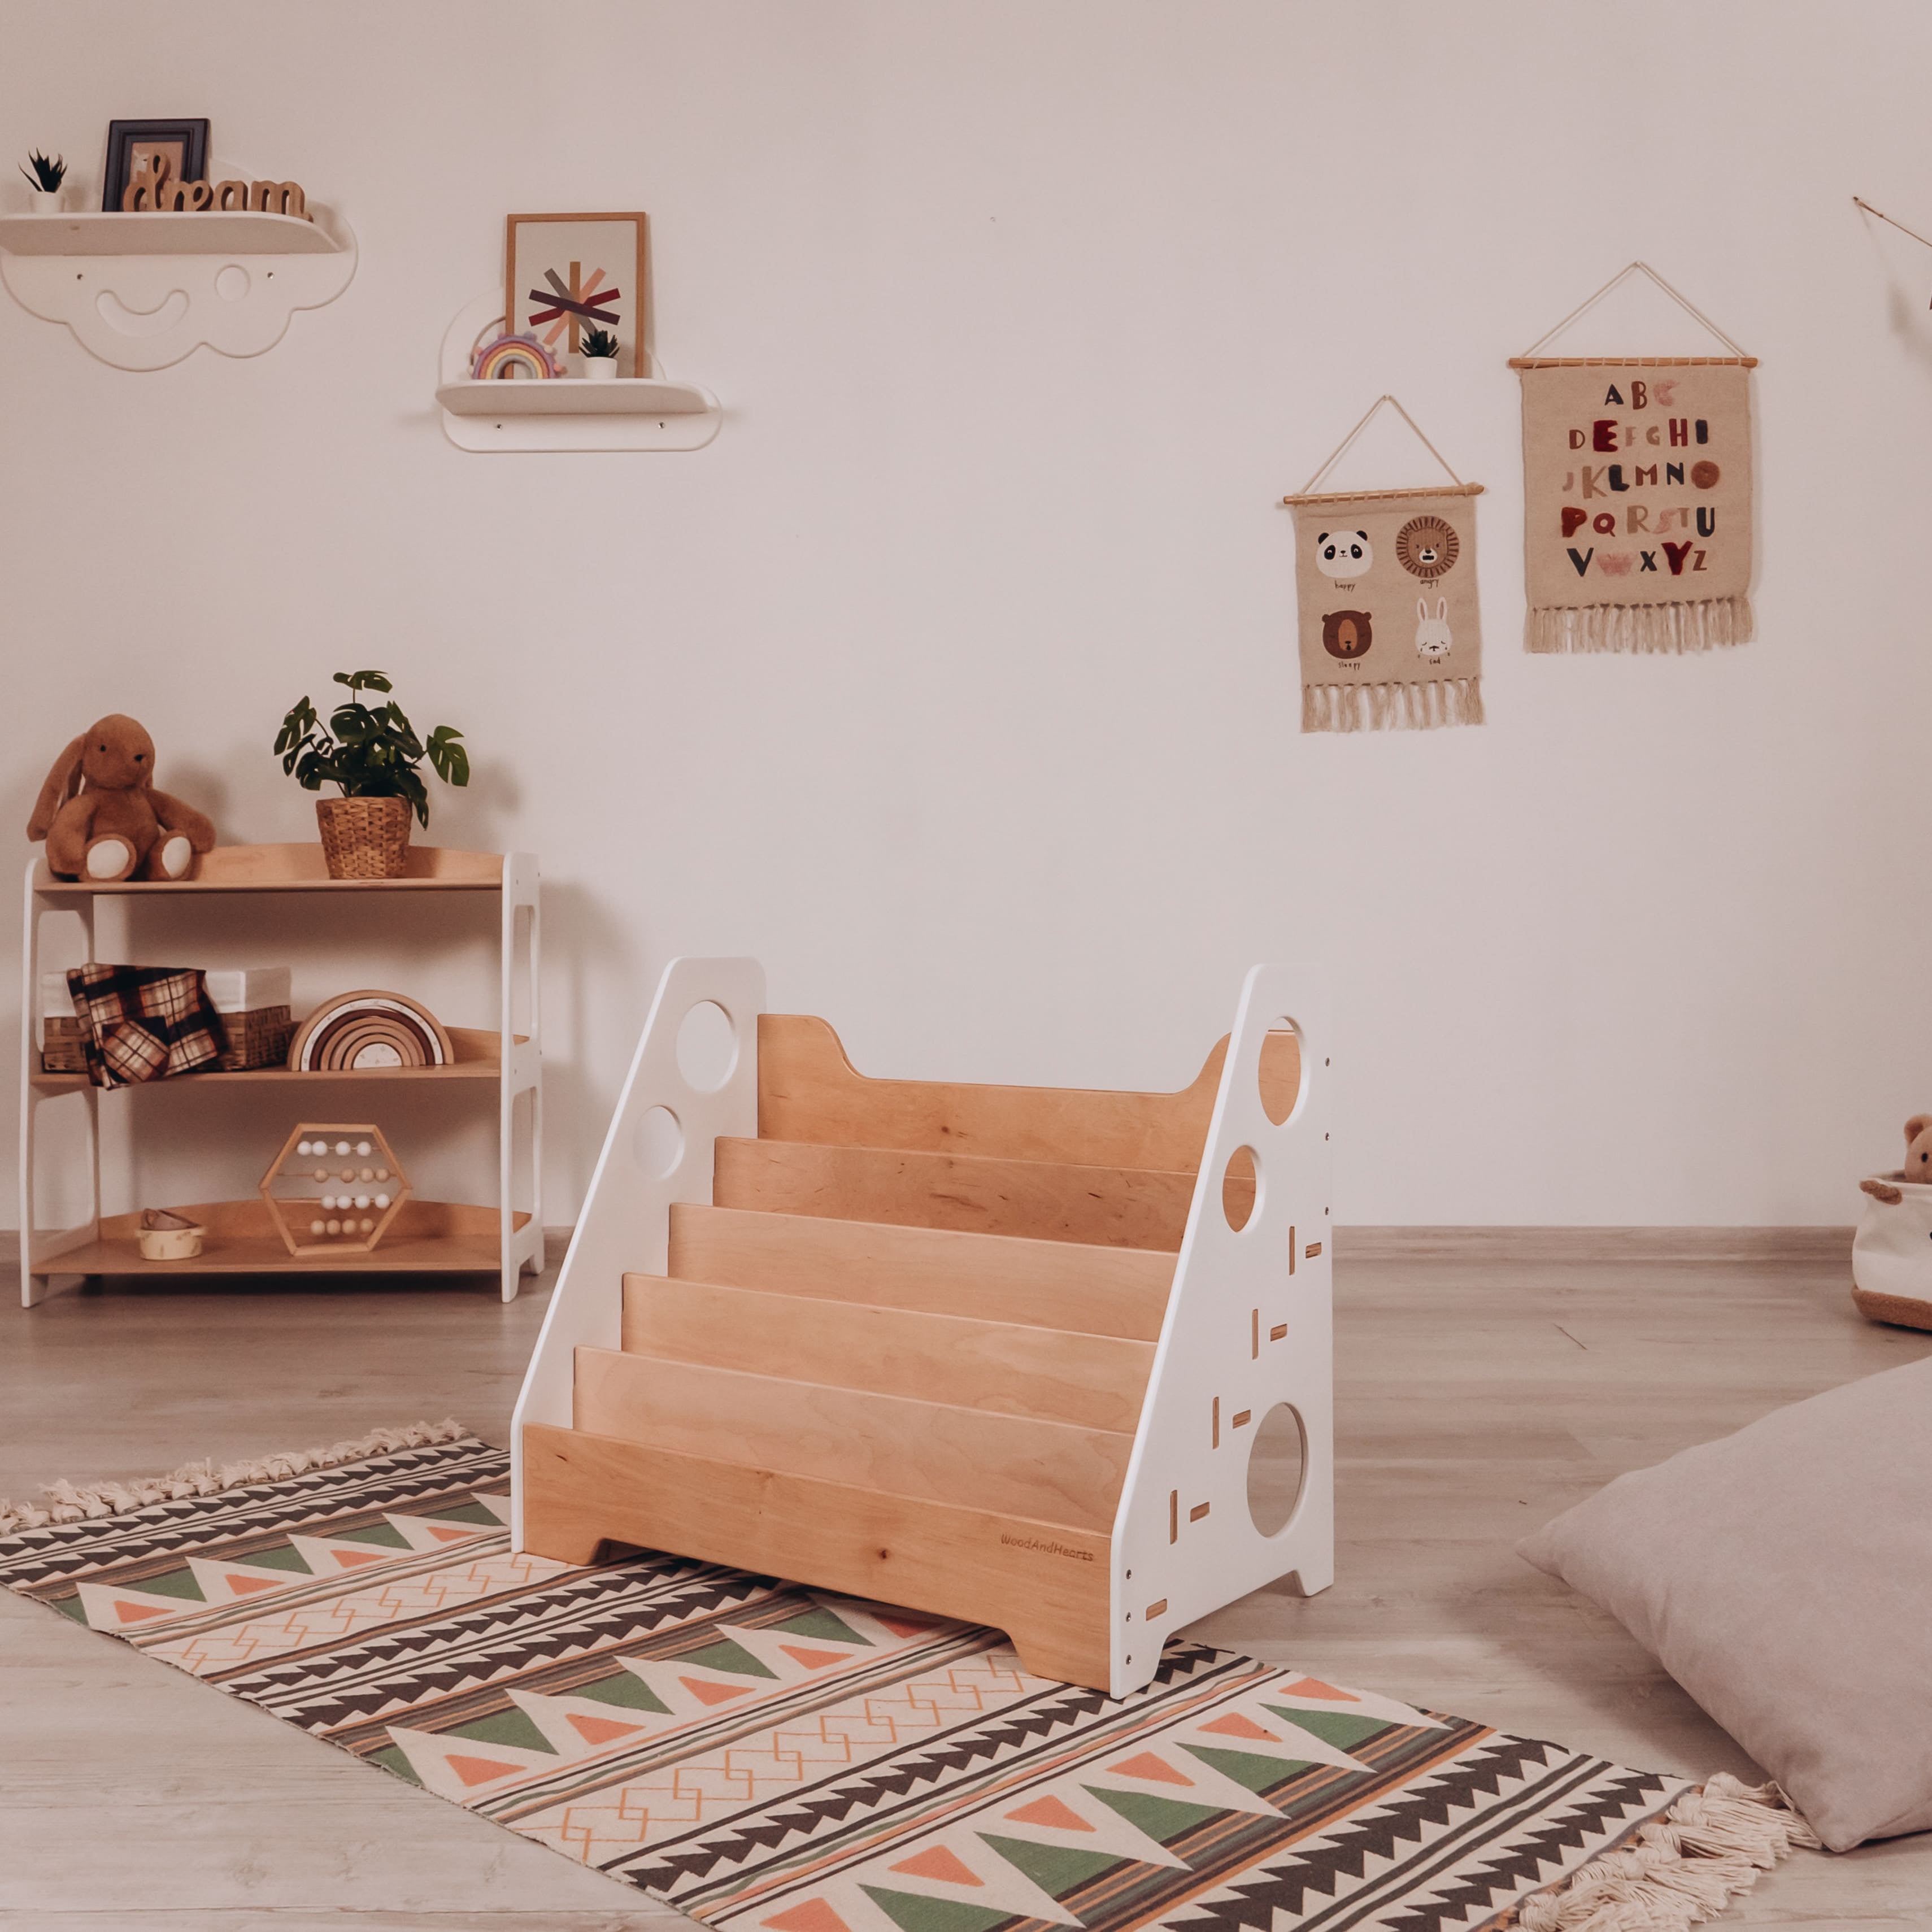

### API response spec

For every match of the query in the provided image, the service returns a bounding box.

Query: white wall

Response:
[2,0,1926,1230]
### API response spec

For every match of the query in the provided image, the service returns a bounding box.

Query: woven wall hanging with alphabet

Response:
[1282,397,1485,732]
[1513,263,1755,654]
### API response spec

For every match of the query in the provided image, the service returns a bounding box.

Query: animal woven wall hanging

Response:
[1282,397,1485,732]
[1513,263,1755,654]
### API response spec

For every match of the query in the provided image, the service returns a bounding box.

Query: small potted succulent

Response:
[21,150,66,212]
[275,669,469,879]
[580,324,621,378]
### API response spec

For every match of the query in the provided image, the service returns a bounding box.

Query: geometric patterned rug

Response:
[0,1433,1808,1932]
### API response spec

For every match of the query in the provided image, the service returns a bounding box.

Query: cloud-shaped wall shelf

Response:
[0,207,356,370]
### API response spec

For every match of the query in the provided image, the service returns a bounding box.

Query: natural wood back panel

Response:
[668,1205,1174,1339]
[621,1274,1154,1431]
[715,1138,1214,1252]
[522,1424,1113,1686]
[758,1013,1300,1172]
[573,1346,1130,1531]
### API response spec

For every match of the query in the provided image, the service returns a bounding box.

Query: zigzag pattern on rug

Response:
[0,1430,1816,1932]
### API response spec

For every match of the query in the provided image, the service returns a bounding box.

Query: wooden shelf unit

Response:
[19,845,541,1306]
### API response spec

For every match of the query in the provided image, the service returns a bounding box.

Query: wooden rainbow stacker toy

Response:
[512,960,1331,1698]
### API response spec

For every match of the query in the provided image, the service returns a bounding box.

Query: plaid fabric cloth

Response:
[66,965,227,1087]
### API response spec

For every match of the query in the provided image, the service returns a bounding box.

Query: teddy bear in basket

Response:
[1853,1115,1932,1331]
[28,715,216,882]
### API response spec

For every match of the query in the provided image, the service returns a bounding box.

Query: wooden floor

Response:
[3,1248,1929,1927]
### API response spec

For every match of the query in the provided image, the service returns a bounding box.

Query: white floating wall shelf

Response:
[437,291,721,452]
[0,199,356,371]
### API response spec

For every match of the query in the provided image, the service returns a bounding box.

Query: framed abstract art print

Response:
[505,212,649,378]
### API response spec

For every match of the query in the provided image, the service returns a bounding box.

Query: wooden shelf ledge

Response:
[0,210,346,257]
[434,377,711,418]
[37,1198,527,1276]
[33,843,504,894]
[32,1027,527,1095]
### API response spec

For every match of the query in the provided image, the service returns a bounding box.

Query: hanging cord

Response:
[1298,394,1466,497]
[1853,197,1932,308]
[1854,195,1932,251]
[1515,261,1750,363]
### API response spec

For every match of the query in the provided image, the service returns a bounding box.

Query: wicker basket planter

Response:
[316,797,412,880]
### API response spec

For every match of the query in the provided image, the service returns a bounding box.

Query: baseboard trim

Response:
[1,1225,1853,1272]
[1333,1225,1855,1263]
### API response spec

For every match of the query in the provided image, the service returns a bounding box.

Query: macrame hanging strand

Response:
[1513,261,1753,366]
[1298,394,1466,497]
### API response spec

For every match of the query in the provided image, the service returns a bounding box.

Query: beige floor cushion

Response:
[1518,1353,1932,1852]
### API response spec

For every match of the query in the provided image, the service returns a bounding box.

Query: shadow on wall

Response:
[541,877,642,1215]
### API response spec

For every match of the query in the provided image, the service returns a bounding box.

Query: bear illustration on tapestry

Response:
[1320,610,1374,660]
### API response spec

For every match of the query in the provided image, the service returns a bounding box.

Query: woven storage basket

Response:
[217,1004,296,1072]
[316,797,412,880]
[41,1015,88,1073]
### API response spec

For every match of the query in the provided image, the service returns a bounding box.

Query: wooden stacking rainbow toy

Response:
[471,333,559,381]
[287,990,453,1072]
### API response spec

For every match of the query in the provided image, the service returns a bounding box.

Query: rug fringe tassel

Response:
[1514,1774,1820,1931]
[1304,676,1483,733]
[1526,594,1753,654]
[0,1419,471,1535]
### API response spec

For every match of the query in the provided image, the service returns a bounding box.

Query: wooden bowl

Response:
[137,1217,204,1261]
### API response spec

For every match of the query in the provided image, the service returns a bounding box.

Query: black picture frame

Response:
[102,119,210,213]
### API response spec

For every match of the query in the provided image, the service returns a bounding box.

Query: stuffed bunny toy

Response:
[28,715,216,882]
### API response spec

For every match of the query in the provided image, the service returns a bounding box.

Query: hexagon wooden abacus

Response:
[260,1123,411,1257]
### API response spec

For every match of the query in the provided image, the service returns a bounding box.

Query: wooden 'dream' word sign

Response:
[123,151,311,220]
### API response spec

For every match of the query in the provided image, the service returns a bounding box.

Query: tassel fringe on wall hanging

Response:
[1513,263,1756,654]
[1282,397,1486,733]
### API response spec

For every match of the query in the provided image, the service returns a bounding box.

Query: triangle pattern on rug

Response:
[985,1782,1188,1869]
[706,1620,877,1682]
[383,1722,560,1803]
[826,1819,1087,1929]
[0,1439,1750,1932]
[183,1555,323,1607]
[808,1594,967,1652]
[612,1651,790,1720]
[1264,1672,1448,1730]
[1078,1737,1289,1817]
[75,1578,209,1630]
[378,1511,499,1555]
[290,1533,414,1577]
[505,1686,673,1759]
[1162,1684,1381,1777]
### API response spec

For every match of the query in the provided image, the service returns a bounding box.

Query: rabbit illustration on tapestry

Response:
[1413,598,1452,664]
